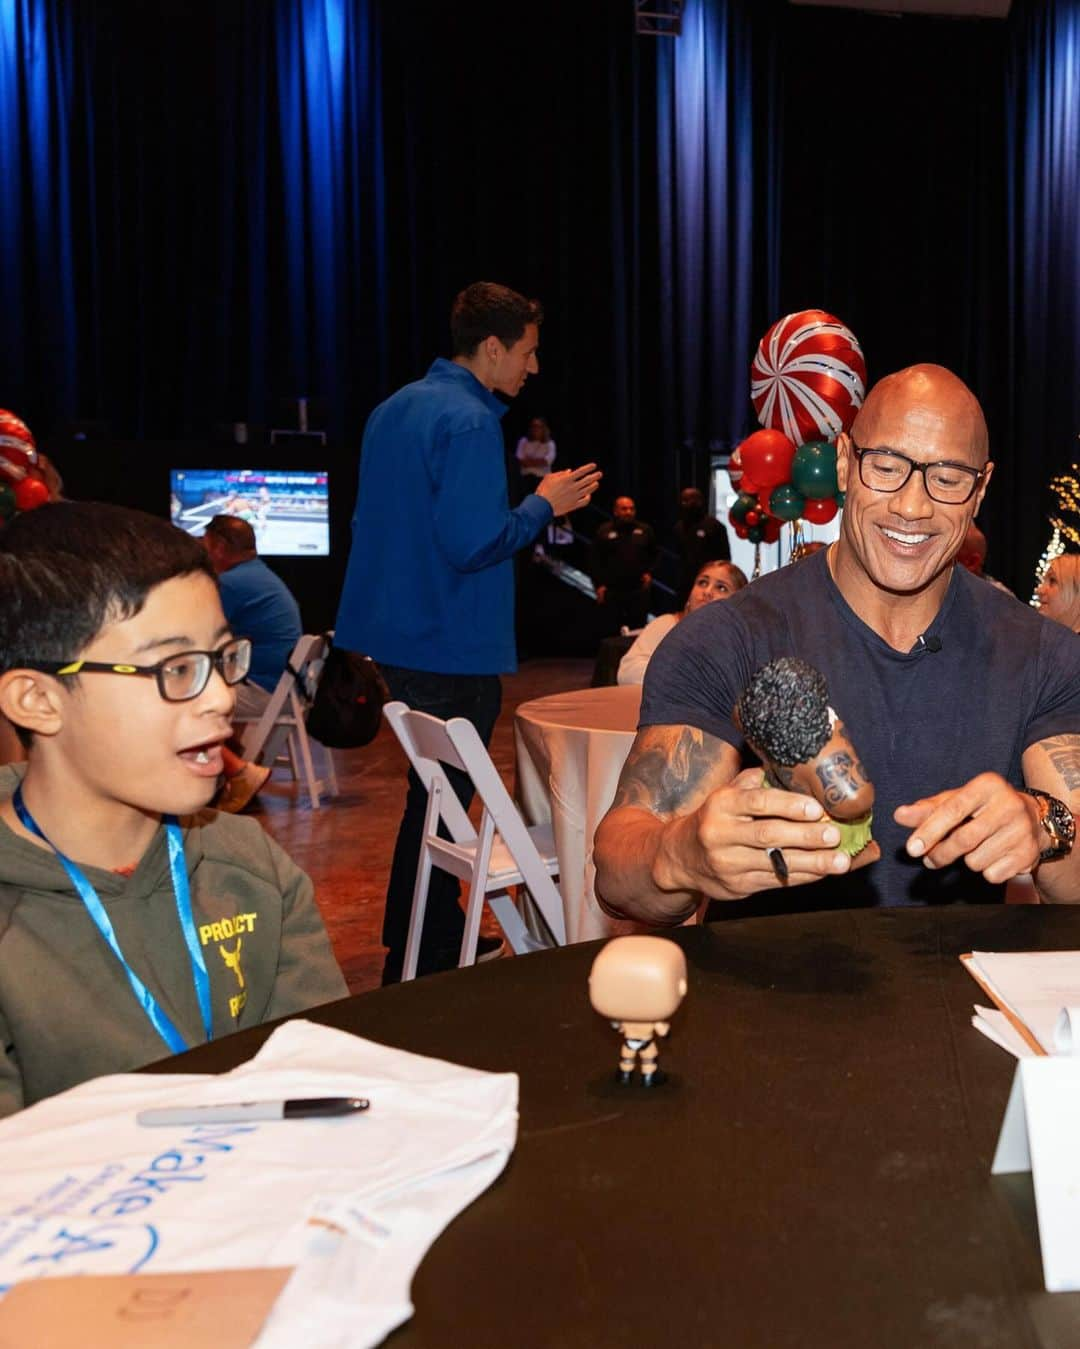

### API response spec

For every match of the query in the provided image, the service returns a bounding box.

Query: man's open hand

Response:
[894,772,1042,884]
[537,463,602,516]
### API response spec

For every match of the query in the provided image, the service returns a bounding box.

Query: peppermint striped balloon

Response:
[0,409,36,483]
[750,310,866,445]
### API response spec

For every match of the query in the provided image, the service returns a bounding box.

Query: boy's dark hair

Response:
[0,501,215,674]
[450,281,543,357]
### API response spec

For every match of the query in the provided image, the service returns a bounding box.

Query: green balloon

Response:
[729,491,758,526]
[791,440,838,500]
[768,483,806,522]
[0,483,16,522]
[746,521,767,544]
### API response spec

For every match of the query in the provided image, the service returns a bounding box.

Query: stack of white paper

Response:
[0,1020,519,1348]
[962,950,1080,1057]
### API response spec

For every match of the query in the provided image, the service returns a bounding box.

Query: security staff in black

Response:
[673,486,730,606]
[590,496,658,634]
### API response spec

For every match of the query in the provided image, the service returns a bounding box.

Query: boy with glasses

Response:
[596,364,1080,923]
[0,502,346,1115]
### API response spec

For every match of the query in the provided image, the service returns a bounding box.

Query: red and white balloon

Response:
[0,409,37,484]
[750,309,866,446]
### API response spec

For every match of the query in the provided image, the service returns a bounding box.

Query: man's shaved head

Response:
[851,364,989,465]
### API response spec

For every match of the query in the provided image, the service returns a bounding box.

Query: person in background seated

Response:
[618,561,747,686]
[202,513,303,811]
[0,502,346,1115]
[672,486,730,606]
[516,416,557,480]
[591,496,658,634]
[1035,554,1080,633]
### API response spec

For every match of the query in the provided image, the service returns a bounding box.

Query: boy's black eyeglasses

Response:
[851,439,986,505]
[25,637,252,703]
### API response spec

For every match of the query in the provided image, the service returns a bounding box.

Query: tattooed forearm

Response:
[1037,735,1080,794]
[611,726,725,816]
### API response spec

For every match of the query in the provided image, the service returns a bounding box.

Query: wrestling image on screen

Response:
[169,469,329,557]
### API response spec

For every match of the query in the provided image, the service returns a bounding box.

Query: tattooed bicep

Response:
[610,724,739,817]
[1027,734,1080,802]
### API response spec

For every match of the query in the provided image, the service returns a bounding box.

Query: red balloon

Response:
[803,495,839,525]
[738,428,796,491]
[13,476,49,511]
[733,521,748,540]
[739,473,760,498]
[751,309,866,445]
[762,516,782,543]
[758,489,775,516]
[744,509,761,527]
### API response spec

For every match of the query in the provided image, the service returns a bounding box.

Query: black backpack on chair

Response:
[304,638,389,749]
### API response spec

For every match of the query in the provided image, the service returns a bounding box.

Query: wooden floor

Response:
[254,657,595,993]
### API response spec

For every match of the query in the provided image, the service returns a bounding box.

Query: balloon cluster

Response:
[729,310,865,545]
[0,410,48,521]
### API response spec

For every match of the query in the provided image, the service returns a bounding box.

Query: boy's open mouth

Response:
[177,738,227,776]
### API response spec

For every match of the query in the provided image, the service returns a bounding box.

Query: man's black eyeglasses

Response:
[25,636,252,703]
[851,438,986,506]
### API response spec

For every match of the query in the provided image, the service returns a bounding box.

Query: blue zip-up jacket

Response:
[334,359,552,674]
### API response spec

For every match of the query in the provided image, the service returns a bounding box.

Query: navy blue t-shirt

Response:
[640,550,1080,911]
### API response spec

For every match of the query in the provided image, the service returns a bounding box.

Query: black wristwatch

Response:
[1021,788,1077,862]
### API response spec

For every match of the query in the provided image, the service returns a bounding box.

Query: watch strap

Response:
[1020,787,1076,862]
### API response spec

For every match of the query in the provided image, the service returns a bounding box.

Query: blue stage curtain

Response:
[0,0,387,443]
[182,0,388,442]
[267,0,388,440]
[653,0,775,463]
[1007,0,1080,579]
[0,0,79,422]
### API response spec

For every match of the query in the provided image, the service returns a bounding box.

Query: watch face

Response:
[1049,798,1077,848]
[1038,792,1075,859]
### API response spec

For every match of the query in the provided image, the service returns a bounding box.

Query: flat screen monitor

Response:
[169,469,330,557]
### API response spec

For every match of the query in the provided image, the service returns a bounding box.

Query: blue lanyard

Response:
[13,787,213,1054]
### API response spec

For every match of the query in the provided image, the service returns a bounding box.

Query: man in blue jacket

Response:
[336,282,601,982]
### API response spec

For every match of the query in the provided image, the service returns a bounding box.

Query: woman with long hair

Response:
[617,560,748,686]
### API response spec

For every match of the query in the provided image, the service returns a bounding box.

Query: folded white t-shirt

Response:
[0,1019,518,1347]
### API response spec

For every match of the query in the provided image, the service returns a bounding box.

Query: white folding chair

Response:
[234,634,339,809]
[384,700,568,980]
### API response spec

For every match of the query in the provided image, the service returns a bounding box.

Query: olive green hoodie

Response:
[0,765,347,1115]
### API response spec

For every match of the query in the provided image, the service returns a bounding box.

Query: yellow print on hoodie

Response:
[199,912,257,1019]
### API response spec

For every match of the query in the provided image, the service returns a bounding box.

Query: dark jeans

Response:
[380,665,502,984]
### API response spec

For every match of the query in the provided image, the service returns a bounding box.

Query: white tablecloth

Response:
[514,685,644,943]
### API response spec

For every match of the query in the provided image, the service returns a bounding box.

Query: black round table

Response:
[152,906,1080,1348]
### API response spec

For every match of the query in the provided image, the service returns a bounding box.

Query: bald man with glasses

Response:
[595,364,1080,923]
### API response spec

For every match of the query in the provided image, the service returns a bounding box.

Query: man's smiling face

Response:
[835,365,992,598]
